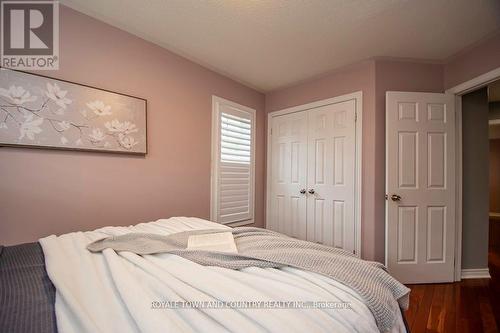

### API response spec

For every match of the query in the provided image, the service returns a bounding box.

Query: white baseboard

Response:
[461,268,491,279]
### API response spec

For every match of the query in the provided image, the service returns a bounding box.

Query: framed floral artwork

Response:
[0,68,147,154]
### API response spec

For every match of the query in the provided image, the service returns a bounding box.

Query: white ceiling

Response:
[61,0,500,92]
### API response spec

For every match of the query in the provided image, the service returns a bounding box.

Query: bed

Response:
[0,217,409,333]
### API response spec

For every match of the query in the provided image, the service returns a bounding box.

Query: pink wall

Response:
[265,59,443,262]
[2,6,499,262]
[266,35,500,262]
[266,60,379,261]
[0,6,265,245]
[444,32,500,89]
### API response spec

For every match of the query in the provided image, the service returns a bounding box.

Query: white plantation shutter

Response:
[211,97,255,225]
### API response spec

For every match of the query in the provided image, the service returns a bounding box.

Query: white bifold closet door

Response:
[269,100,356,253]
[306,101,356,250]
[270,110,308,239]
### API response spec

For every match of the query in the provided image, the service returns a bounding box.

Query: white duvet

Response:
[40,217,406,333]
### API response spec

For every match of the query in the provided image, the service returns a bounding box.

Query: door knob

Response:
[299,189,306,194]
[308,189,315,194]
[390,194,402,202]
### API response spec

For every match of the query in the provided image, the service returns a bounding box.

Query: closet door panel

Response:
[269,111,308,239]
[306,100,356,252]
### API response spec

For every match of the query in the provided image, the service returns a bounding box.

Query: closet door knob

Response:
[299,189,306,194]
[390,194,402,202]
[308,189,315,194]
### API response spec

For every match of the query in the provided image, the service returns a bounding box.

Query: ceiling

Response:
[61,0,500,92]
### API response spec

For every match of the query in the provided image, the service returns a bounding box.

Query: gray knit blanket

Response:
[87,227,410,332]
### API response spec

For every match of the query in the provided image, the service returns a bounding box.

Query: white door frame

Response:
[265,91,363,256]
[446,66,500,281]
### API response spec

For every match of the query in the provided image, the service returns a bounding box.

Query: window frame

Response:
[210,95,256,226]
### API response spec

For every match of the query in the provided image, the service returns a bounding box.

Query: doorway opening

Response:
[460,80,500,284]
[401,74,500,332]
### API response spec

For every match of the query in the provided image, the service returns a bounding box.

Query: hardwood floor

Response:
[404,219,500,332]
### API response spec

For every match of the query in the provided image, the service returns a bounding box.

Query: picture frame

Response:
[0,68,147,155]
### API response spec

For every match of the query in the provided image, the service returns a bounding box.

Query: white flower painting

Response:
[87,100,112,116]
[0,85,37,105]
[89,128,105,143]
[57,121,71,131]
[0,69,147,154]
[19,115,44,140]
[105,119,138,134]
[46,83,72,109]
[118,133,138,149]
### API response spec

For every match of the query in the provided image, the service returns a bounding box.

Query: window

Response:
[211,96,255,225]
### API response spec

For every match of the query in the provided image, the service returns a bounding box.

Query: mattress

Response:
[0,223,410,333]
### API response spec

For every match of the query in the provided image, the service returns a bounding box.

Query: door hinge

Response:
[355,112,357,122]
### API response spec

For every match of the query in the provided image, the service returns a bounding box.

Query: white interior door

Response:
[269,111,308,239]
[306,101,356,252]
[386,91,455,284]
